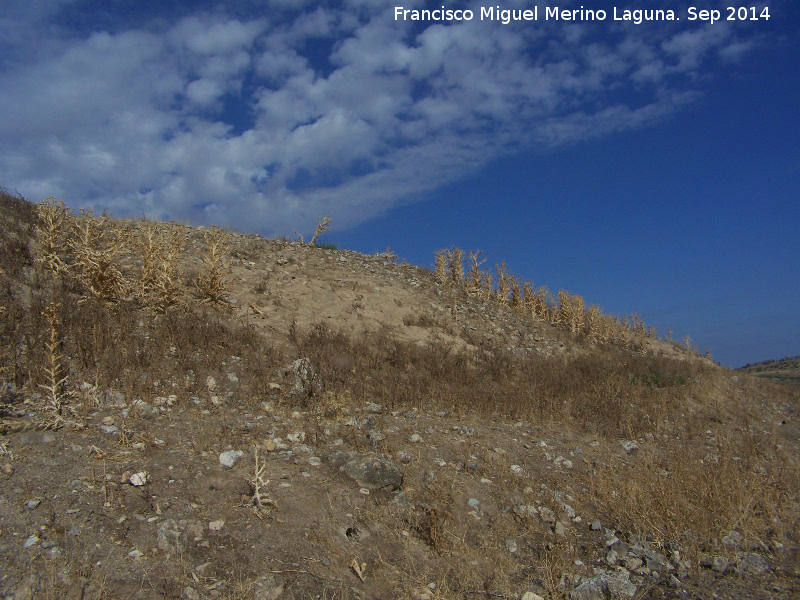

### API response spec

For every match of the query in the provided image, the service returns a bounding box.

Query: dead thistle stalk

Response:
[246,447,275,511]
[310,216,332,246]
[38,302,69,428]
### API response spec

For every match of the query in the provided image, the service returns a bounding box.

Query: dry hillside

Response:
[738,357,800,384]
[1,190,798,600]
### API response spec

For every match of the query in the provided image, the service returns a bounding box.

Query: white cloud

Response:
[0,2,767,236]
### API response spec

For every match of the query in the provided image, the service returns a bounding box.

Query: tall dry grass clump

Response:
[137,222,187,312]
[34,197,73,275]
[70,210,129,300]
[196,225,232,305]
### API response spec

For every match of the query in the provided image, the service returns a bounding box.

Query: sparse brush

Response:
[494,261,512,306]
[434,249,448,285]
[585,304,603,343]
[38,302,70,428]
[683,335,692,351]
[34,197,73,275]
[70,210,129,300]
[310,216,332,246]
[196,225,232,306]
[509,275,523,308]
[446,246,464,286]
[557,290,586,334]
[138,222,186,312]
[462,249,481,293]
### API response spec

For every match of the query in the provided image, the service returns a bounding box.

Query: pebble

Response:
[23,536,40,549]
[26,499,41,510]
[128,549,144,558]
[208,520,225,531]
[219,450,244,468]
[409,434,422,443]
[506,539,518,553]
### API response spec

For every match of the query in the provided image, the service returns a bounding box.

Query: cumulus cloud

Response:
[0,1,767,235]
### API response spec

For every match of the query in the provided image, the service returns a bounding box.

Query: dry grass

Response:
[196,225,232,306]
[137,221,187,312]
[433,247,687,357]
[70,209,130,300]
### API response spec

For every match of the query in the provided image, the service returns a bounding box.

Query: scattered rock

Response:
[23,535,40,549]
[219,450,244,468]
[620,440,638,454]
[522,593,545,600]
[340,452,403,490]
[408,433,422,443]
[157,519,182,554]
[712,556,729,574]
[739,553,769,576]
[208,520,225,531]
[26,499,41,510]
[290,358,324,397]
[570,570,637,600]
[506,539,518,553]
[590,520,602,531]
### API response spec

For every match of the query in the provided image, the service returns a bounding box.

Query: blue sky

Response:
[0,1,797,367]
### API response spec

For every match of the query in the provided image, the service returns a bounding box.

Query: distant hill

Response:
[738,356,800,383]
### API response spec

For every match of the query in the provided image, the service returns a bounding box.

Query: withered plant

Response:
[38,302,70,428]
[137,222,186,312]
[446,246,464,286]
[434,249,448,285]
[70,210,129,300]
[196,225,232,306]
[34,197,73,275]
[310,215,333,246]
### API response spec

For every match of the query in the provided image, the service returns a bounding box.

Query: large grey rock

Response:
[570,571,637,600]
[290,358,324,397]
[340,452,403,490]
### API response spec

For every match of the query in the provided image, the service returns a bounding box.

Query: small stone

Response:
[264,441,276,452]
[522,593,545,600]
[128,549,143,558]
[26,499,41,510]
[739,553,769,576]
[68,526,81,536]
[712,556,729,573]
[130,472,148,486]
[620,440,638,454]
[208,520,225,531]
[625,558,643,571]
[510,464,523,474]
[102,416,115,425]
[591,520,602,531]
[554,521,566,537]
[409,434,422,443]
[23,535,40,549]
[722,530,743,547]
[308,456,321,466]
[219,450,244,468]
[396,450,413,464]
[468,498,480,507]
[506,539,518,553]
[183,586,201,600]
[99,425,119,435]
